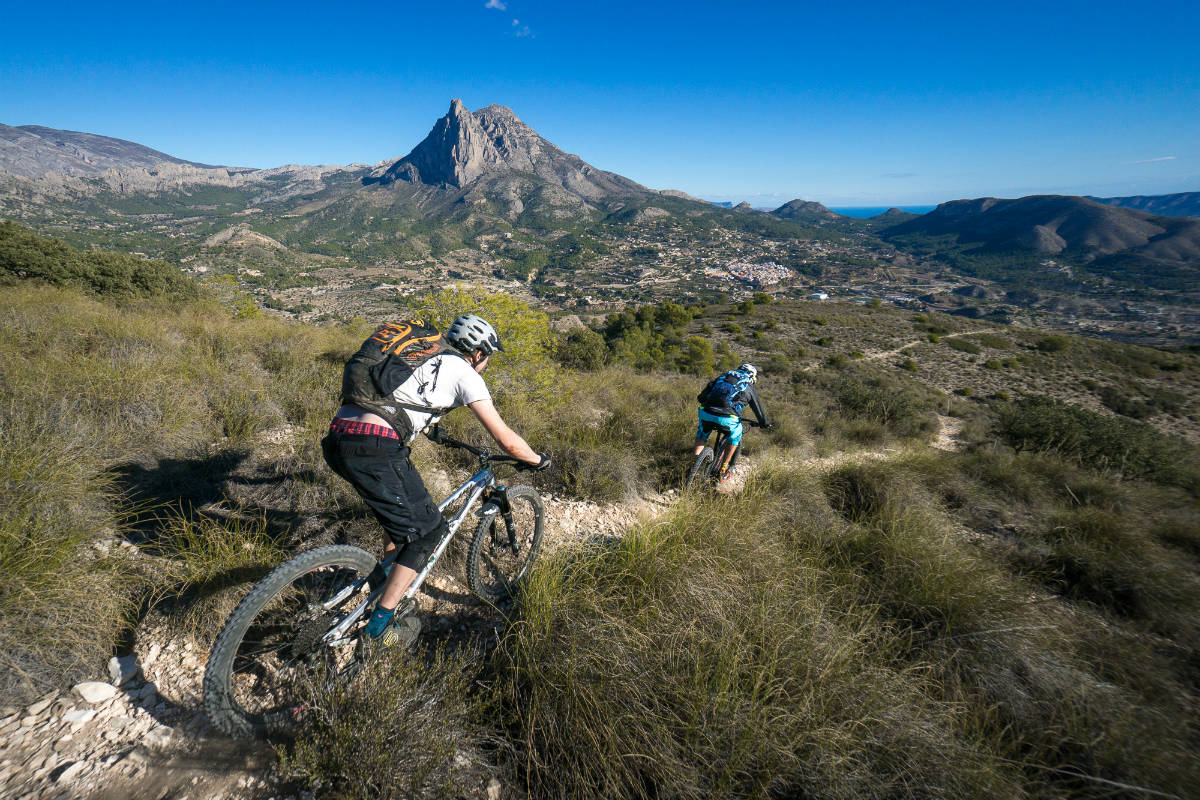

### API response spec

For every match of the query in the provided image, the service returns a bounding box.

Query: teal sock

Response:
[365,604,396,638]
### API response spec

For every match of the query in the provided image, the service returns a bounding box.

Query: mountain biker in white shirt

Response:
[321,314,550,642]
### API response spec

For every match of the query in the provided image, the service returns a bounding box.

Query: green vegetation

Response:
[485,452,1200,799]
[994,396,1196,487]
[0,220,198,299]
[2,238,1198,800]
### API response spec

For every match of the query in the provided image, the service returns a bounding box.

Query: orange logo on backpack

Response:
[369,322,445,361]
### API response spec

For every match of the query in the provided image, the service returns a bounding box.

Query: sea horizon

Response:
[829,206,936,218]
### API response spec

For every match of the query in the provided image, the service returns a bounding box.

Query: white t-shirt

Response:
[389,353,491,443]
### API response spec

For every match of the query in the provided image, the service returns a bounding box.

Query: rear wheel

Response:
[686,446,715,490]
[467,486,544,601]
[202,545,377,739]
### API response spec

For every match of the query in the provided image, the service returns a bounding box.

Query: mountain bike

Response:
[685,418,759,490]
[201,425,544,739]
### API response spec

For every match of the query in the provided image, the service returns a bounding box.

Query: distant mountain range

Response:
[1090,191,1200,219]
[0,123,215,178]
[0,106,1196,300]
[883,195,1199,259]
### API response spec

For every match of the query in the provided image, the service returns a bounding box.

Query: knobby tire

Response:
[202,545,378,739]
[466,486,544,601]
[686,446,715,490]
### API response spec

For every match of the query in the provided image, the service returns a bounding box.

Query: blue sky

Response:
[2,0,1197,206]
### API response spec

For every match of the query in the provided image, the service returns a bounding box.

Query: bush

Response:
[493,480,1010,800]
[1097,384,1155,419]
[973,333,1011,349]
[994,396,1196,487]
[556,327,607,370]
[824,372,939,438]
[900,358,918,372]
[408,285,557,402]
[1036,335,1070,353]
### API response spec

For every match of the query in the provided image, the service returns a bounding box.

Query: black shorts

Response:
[321,430,447,572]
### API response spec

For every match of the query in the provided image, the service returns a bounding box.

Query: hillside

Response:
[1091,190,1200,219]
[882,195,1200,266]
[1,229,1198,798]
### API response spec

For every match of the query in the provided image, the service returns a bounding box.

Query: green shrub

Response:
[900,358,918,372]
[1036,334,1070,353]
[994,396,1196,487]
[556,327,607,370]
[722,322,742,333]
[494,479,1011,800]
[1097,384,1155,419]
[928,333,940,343]
[825,373,939,438]
[752,292,772,304]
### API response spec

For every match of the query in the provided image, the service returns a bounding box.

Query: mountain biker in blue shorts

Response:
[694,363,771,482]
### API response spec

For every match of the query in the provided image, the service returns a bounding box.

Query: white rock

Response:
[63,709,96,725]
[487,778,503,800]
[27,696,55,716]
[108,655,140,687]
[136,683,157,701]
[144,643,161,666]
[56,761,87,783]
[73,682,117,703]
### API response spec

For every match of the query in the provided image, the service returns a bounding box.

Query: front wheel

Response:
[202,545,378,739]
[685,446,715,490]
[467,486,544,601]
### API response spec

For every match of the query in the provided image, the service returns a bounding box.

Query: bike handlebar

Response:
[425,425,539,470]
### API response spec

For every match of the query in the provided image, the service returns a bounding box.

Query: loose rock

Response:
[73,682,117,704]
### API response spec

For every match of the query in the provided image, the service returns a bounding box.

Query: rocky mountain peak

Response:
[366,100,649,201]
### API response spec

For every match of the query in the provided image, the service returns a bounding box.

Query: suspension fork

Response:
[482,486,519,553]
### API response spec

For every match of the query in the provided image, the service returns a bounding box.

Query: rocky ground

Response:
[0,488,676,800]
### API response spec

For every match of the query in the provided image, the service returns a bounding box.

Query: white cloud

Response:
[485,0,506,10]
[1127,156,1176,164]
[510,18,532,36]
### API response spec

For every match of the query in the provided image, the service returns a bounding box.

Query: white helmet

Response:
[738,363,758,381]
[447,314,504,355]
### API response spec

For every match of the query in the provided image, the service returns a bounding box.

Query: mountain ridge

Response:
[883,194,1200,265]
[0,123,217,178]
[1089,191,1200,220]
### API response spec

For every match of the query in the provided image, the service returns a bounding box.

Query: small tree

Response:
[557,327,607,371]
[679,336,716,375]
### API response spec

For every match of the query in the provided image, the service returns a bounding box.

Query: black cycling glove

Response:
[533,454,552,472]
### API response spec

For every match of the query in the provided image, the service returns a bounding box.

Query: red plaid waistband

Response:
[329,417,400,439]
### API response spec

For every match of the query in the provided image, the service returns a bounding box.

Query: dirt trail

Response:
[1,416,964,800]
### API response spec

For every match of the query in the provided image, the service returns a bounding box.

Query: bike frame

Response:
[319,432,515,645]
[699,416,758,482]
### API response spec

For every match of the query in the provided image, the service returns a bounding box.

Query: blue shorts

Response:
[695,408,743,446]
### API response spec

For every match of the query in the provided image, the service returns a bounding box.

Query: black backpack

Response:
[340,321,465,440]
